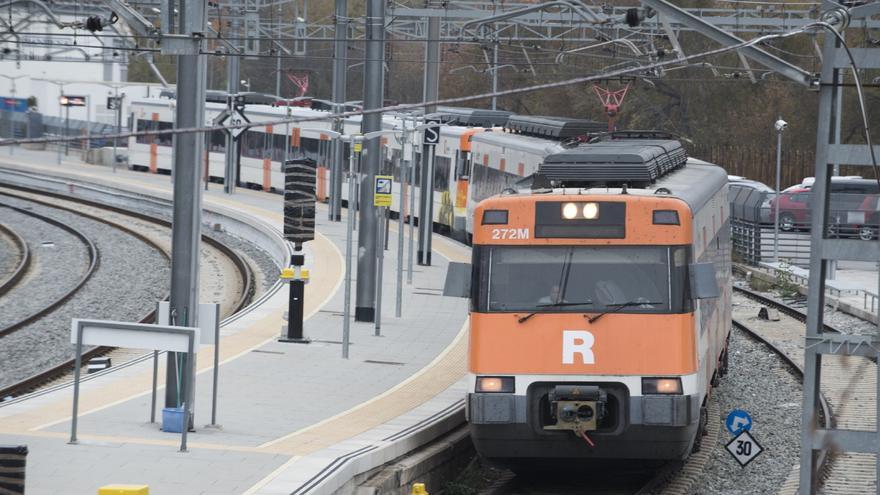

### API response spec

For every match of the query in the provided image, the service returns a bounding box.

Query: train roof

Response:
[471,130,565,156]
[506,115,606,140]
[427,107,513,127]
[539,133,687,186]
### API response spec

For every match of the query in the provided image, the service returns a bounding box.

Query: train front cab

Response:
[461,191,728,462]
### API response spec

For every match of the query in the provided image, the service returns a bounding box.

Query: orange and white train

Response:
[460,133,731,463]
[126,98,604,242]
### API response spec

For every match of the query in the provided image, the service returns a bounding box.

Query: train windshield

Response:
[475,245,690,314]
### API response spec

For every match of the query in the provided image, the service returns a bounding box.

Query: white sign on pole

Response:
[216,108,250,140]
[725,430,764,467]
[70,319,200,352]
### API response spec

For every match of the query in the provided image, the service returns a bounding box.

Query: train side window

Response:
[434,156,451,192]
[456,151,471,179]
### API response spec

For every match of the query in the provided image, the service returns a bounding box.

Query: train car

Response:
[127,97,607,240]
[460,133,731,463]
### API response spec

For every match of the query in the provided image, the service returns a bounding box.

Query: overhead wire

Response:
[0,22,836,148]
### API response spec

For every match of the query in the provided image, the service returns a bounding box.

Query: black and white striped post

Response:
[280,157,317,343]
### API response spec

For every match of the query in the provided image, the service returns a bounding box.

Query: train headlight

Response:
[562,202,578,219]
[582,202,599,220]
[476,376,515,393]
[642,377,683,395]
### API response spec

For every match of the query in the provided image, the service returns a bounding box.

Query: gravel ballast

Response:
[0,204,90,329]
[689,326,802,494]
[0,195,170,389]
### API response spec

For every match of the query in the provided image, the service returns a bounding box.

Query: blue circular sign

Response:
[725,409,752,435]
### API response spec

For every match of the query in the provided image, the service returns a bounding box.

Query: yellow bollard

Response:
[411,482,429,495]
[98,485,149,495]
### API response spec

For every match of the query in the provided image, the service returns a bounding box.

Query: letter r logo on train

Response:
[562,330,595,365]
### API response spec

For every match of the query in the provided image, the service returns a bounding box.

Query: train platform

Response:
[0,149,471,494]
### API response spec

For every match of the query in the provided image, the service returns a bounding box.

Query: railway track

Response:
[0,222,30,295]
[732,284,876,494]
[466,287,843,495]
[0,186,256,401]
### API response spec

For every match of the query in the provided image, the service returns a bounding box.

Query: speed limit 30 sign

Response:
[725,429,764,467]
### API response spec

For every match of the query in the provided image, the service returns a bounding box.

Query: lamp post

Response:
[773,116,788,263]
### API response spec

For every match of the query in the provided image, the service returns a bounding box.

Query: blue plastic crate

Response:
[162,407,185,433]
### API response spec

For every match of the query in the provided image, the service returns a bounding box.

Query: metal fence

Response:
[0,110,125,151]
[730,185,880,267]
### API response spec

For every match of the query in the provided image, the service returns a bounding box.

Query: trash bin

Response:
[0,445,27,494]
[162,407,185,433]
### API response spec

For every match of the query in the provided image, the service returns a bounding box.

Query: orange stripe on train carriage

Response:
[262,125,274,191]
[458,128,486,152]
[499,158,506,172]
[469,313,697,375]
[473,195,693,246]
[149,112,159,174]
[455,179,469,209]
[291,127,301,148]
[315,133,331,201]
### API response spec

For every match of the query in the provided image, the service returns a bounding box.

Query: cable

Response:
[812,21,879,188]
[0,22,836,147]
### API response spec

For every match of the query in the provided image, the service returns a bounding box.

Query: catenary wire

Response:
[0,22,867,151]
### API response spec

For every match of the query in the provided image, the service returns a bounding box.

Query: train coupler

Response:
[544,385,607,434]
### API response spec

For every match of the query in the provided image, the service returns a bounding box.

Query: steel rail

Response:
[0,222,31,297]
[732,285,835,476]
[0,201,99,338]
[0,186,255,315]
[0,186,254,400]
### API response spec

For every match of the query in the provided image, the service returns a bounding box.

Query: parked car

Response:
[770,179,880,237]
[853,194,880,240]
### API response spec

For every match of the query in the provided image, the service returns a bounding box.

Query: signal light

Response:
[562,202,578,219]
[642,377,683,395]
[476,376,514,393]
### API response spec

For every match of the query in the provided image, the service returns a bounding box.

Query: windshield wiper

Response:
[587,300,663,324]
[517,300,594,324]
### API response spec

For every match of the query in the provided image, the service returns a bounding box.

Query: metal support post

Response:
[280,250,309,342]
[354,0,385,323]
[798,29,842,494]
[331,0,348,222]
[332,129,344,221]
[375,207,385,336]
[342,135,362,358]
[275,50,282,97]
[491,42,498,110]
[64,105,70,156]
[396,124,406,316]
[165,0,208,419]
[84,97,91,157]
[417,16,440,267]
[407,120,417,284]
[224,50,240,194]
[774,122,782,263]
[113,91,124,173]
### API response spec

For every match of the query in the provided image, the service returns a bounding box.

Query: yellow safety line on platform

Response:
[0,159,471,459]
[0,227,342,434]
[258,318,467,453]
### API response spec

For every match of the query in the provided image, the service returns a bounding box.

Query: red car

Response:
[770,181,880,239]
[769,186,811,231]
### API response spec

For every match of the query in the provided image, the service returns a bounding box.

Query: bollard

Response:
[98,485,149,494]
[410,482,429,495]
[0,445,27,494]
